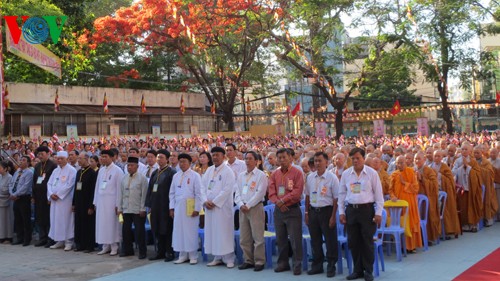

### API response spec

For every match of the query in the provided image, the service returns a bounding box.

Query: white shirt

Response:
[234,167,268,209]
[305,170,339,207]
[338,165,384,216]
[226,159,246,179]
[124,162,147,175]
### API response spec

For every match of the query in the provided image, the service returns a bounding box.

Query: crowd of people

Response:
[0,131,499,281]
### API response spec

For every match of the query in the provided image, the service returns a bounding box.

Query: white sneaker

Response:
[110,250,118,256]
[49,241,64,249]
[97,246,111,255]
[207,260,223,267]
[190,259,198,265]
[174,258,189,264]
[226,262,235,268]
[64,244,72,251]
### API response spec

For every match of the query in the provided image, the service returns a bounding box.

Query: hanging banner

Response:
[416,117,429,136]
[373,119,385,136]
[66,125,78,139]
[315,122,327,138]
[5,25,62,78]
[110,124,120,137]
[29,125,42,140]
[460,116,473,133]
[152,126,161,138]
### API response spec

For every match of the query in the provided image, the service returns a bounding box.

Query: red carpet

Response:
[453,247,500,281]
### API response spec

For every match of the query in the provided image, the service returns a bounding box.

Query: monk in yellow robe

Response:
[430,151,461,237]
[455,143,483,232]
[389,156,422,252]
[415,152,441,243]
[366,157,390,196]
[473,147,498,226]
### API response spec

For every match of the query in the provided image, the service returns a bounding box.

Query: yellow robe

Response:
[417,166,441,242]
[378,169,390,196]
[390,168,422,250]
[439,164,461,236]
[478,158,498,220]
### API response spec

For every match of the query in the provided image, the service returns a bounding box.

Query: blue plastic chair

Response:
[264,204,275,232]
[233,205,243,264]
[383,200,408,262]
[373,209,387,277]
[198,228,207,261]
[417,194,429,251]
[336,210,353,275]
[300,205,311,271]
[437,191,447,244]
[478,185,485,231]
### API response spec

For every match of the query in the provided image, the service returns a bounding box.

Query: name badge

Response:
[76,182,82,191]
[311,191,318,204]
[250,181,256,191]
[153,183,158,192]
[100,181,107,190]
[208,180,215,190]
[242,184,249,195]
[350,182,361,194]
[278,185,285,196]
[37,177,44,184]
[320,186,327,197]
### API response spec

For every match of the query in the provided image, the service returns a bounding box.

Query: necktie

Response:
[146,166,152,177]
[12,170,23,193]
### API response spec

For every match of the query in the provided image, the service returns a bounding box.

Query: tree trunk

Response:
[334,103,344,140]
[438,86,454,134]
[222,109,235,131]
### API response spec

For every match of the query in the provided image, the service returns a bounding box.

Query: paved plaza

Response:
[1,223,499,281]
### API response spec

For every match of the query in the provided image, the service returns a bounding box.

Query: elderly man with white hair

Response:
[47,151,77,251]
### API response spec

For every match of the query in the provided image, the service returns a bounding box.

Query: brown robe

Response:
[438,164,461,236]
[457,159,483,226]
[378,169,390,196]
[478,158,498,220]
[417,166,441,242]
[381,160,388,172]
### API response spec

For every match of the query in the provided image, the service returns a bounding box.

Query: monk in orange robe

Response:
[455,144,483,232]
[473,147,498,226]
[366,157,390,196]
[415,152,441,243]
[430,151,461,237]
[389,155,422,252]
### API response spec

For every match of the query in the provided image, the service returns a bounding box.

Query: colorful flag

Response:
[246,97,251,112]
[180,94,185,114]
[210,101,216,115]
[103,92,109,114]
[141,94,146,113]
[496,91,500,104]
[3,84,9,110]
[54,89,60,112]
[390,100,401,115]
[291,102,301,117]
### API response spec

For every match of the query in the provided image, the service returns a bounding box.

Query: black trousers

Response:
[74,207,95,251]
[274,205,303,270]
[308,206,338,270]
[122,213,146,255]
[33,193,50,243]
[13,195,32,243]
[345,204,376,275]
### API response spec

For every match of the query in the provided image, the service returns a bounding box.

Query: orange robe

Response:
[381,160,388,172]
[378,169,390,196]
[457,159,483,226]
[417,166,441,242]
[438,164,461,236]
[390,168,422,250]
[478,158,498,220]
[346,156,352,168]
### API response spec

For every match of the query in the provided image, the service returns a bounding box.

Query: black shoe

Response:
[164,253,175,262]
[293,267,302,276]
[346,272,364,280]
[34,240,47,247]
[83,249,93,253]
[12,240,23,245]
[254,264,265,272]
[307,268,323,275]
[326,263,336,278]
[238,263,254,270]
[22,242,31,247]
[364,271,374,281]
[74,248,84,252]
[139,254,147,260]
[120,252,135,257]
[45,241,55,248]
[149,255,164,261]
[274,264,291,273]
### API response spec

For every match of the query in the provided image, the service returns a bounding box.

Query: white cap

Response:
[57,151,68,158]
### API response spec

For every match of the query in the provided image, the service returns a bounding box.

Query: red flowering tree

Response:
[84,0,280,130]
